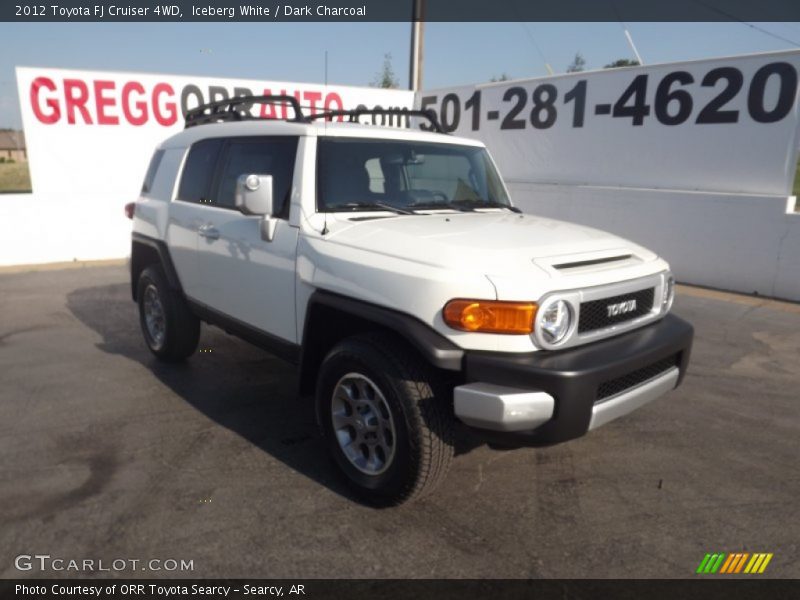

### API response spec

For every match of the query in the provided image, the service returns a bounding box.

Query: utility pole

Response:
[623,29,644,65]
[409,0,424,91]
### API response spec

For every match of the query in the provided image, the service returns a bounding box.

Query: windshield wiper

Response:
[337,201,416,215]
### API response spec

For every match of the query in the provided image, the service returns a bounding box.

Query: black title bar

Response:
[3,0,800,22]
[4,579,800,600]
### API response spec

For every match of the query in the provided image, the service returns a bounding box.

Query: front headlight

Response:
[662,274,675,313]
[538,298,573,344]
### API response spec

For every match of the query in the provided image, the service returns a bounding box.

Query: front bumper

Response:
[454,313,693,444]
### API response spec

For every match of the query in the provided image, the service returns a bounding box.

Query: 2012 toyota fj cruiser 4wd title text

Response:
[129,96,693,505]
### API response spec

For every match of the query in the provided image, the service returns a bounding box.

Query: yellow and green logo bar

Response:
[696,552,773,574]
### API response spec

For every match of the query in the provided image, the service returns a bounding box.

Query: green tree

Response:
[371,53,399,89]
[566,53,586,73]
[604,58,640,69]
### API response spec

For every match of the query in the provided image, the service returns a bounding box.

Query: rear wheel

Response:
[316,333,455,505]
[137,265,200,362]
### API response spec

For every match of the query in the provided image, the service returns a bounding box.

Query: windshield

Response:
[316,138,511,212]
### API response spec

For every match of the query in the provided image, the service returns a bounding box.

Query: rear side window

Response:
[177,139,223,203]
[141,149,165,196]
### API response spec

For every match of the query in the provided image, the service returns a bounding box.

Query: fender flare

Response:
[130,232,183,301]
[300,290,465,374]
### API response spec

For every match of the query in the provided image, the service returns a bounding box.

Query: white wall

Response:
[0,192,130,265]
[510,183,800,301]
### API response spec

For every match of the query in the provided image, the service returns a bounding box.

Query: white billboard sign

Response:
[16,66,414,198]
[417,50,800,196]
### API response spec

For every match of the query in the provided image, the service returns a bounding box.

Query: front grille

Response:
[578,287,655,333]
[596,355,678,402]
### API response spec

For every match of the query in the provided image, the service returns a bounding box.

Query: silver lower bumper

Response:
[453,367,679,433]
[588,367,680,430]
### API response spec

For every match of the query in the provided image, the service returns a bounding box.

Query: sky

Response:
[1,21,799,128]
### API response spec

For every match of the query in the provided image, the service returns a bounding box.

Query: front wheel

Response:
[316,333,455,505]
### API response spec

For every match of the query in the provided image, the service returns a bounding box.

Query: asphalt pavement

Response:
[0,264,798,578]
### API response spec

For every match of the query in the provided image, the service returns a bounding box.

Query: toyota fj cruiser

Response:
[129,96,693,505]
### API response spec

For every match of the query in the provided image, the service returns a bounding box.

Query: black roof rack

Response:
[308,108,445,134]
[184,97,446,134]
[184,95,307,128]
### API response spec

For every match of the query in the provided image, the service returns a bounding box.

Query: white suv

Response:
[129,96,693,505]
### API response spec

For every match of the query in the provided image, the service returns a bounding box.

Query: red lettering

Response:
[279,89,289,119]
[260,88,278,119]
[276,90,302,119]
[30,77,60,124]
[324,93,344,121]
[94,80,119,125]
[121,81,148,126]
[63,79,92,124]
[303,91,322,115]
[29,77,339,127]
[152,83,177,126]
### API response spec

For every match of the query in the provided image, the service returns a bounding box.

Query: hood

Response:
[323,211,658,278]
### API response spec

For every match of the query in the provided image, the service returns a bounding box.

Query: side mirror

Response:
[235,174,273,216]
[235,174,278,241]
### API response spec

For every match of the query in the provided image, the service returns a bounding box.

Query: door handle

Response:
[198,224,220,240]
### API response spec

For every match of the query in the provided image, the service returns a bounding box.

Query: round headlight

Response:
[663,275,675,313]
[539,299,572,344]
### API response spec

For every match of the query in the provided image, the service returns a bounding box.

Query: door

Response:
[193,136,300,344]
[166,138,224,300]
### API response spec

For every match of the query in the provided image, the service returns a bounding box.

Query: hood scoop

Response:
[536,250,643,276]
[553,254,635,270]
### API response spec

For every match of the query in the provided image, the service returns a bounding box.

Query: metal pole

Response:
[409,0,424,91]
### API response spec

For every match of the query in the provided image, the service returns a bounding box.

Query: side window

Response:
[177,138,223,204]
[141,149,165,196]
[215,137,299,216]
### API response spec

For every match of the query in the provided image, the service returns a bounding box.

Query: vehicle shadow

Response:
[66,282,485,506]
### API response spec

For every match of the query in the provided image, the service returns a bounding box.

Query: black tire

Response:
[137,264,200,362]
[316,332,455,505]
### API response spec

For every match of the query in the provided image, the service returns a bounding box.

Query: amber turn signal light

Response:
[443,299,538,334]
